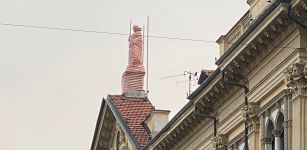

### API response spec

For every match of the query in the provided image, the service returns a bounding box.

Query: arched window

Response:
[265,119,274,150]
[116,131,120,150]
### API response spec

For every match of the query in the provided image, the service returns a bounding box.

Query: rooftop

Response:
[110,95,154,147]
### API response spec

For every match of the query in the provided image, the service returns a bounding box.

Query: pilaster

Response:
[249,116,260,150]
[284,62,307,150]
[283,90,292,150]
[241,102,260,150]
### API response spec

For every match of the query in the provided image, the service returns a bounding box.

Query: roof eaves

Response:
[215,0,281,65]
[106,95,142,150]
[144,68,221,149]
[143,100,194,149]
[188,68,221,100]
[145,2,282,149]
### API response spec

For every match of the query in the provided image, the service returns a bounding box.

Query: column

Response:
[273,129,282,150]
[261,137,273,150]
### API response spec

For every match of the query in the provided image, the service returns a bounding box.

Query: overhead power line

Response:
[0,22,213,43]
[0,21,302,49]
[0,22,130,36]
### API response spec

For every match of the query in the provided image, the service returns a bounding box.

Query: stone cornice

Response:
[246,29,299,100]
[246,44,300,106]
[145,1,307,149]
[153,3,299,149]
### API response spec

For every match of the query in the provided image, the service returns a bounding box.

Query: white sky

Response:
[0,1,249,150]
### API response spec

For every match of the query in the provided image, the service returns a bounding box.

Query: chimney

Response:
[121,25,146,98]
[144,110,170,138]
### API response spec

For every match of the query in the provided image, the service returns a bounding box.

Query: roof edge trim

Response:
[188,68,221,100]
[143,100,194,149]
[90,98,106,150]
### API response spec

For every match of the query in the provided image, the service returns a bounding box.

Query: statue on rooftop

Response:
[128,25,143,67]
[122,25,145,94]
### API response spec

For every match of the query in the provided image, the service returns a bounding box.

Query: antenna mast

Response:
[184,71,198,96]
[146,16,149,95]
[160,71,198,97]
[142,25,145,63]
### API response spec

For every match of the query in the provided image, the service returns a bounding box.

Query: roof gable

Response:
[108,95,154,148]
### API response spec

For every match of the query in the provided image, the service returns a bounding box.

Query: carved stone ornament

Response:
[272,129,282,137]
[284,62,307,96]
[282,120,292,128]
[261,137,273,145]
[241,102,260,120]
[211,134,228,150]
[248,116,260,132]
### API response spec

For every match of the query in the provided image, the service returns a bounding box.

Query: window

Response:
[116,131,120,150]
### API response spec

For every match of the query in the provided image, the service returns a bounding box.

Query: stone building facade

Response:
[91,0,307,149]
[144,0,307,150]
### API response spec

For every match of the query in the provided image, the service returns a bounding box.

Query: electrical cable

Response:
[0,22,213,43]
[0,21,302,50]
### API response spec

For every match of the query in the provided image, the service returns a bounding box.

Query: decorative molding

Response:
[240,102,260,132]
[272,129,282,137]
[258,90,290,115]
[249,116,260,133]
[241,102,260,119]
[282,120,292,128]
[211,134,228,150]
[284,62,307,97]
[261,137,273,145]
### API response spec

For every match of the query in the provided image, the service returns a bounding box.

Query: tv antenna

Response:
[160,71,198,96]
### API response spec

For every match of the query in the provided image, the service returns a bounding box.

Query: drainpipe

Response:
[286,3,307,31]
[194,108,217,137]
[221,71,249,150]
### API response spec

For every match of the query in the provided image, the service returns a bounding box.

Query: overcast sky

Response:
[0,1,249,150]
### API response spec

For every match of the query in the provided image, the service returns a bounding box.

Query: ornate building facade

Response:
[144,0,307,150]
[92,0,307,149]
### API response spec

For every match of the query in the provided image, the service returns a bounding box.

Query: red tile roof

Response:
[110,95,154,147]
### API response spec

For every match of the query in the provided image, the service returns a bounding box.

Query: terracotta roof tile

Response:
[110,95,154,148]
